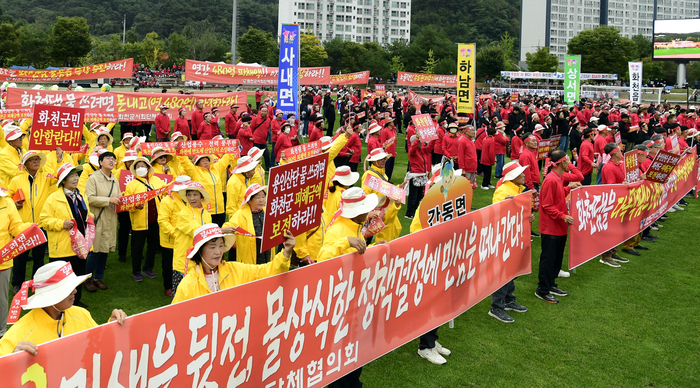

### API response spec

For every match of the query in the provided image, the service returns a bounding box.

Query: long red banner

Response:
[186,59,331,86]
[6,89,247,123]
[329,71,370,85]
[0,225,47,265]
[0,193,532,387]
[568,148,698,269]
[0,59,133,82]
[397,71,457,87]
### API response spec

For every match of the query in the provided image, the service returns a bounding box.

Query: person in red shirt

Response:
[432,117,446,165]
[237,115,254,155]
[518,134,540,191]
[175,108,190,139]
[307,117,324,143]
[338,126,362,172]
[405,134,433,218]
[250,107,272,169]
[286,114,300,146]
[255,89,263,109]
[442,123,460,160]
[191,100,204,140]
[536,150,578,304]
[270,110,287,162]
[380,118,398,179]
[198,112,216,140]
[224,104,239,139]
[598,143,631,267]
[593,124,609,160]
[274,123,293,163]
[493,122,508,178]
[155,105,171,142]
[458,125,478,184]
[367,123,382,155]
[578,128,597,185]
[479,127,496,189]
[509,126,523,161]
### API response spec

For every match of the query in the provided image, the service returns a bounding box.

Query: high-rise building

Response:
[520,0,700,66]
[278,0,412,44]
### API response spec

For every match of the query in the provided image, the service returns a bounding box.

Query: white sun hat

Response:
[186,223,236,259]
[56,162,83,186]
[339,187,378,218]
[151,147,174,164]
[502,161,528,183]
[234,156,259,174]
[172,175,192,192]
[170,131,187,142]
[21,261,91,310]
[88,148,108,166]
[129,156,154,176]
[320,136,333,151]
[247,147,264,161]
[4,125,24,141]
[179,181,211,203]
[366,147,389,162]
[332,165,360,187]
[243,183,267,204]
[120,149,139,164]
[193,154,214,166]
[368,123,382,135]
[21,150,47,168]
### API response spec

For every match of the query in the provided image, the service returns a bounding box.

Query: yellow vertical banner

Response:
[457,43,476,114]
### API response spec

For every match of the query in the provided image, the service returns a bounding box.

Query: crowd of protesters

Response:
[0,81,696,388]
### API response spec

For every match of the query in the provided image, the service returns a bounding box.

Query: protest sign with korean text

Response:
[645,149,681,184]
[569,148,697,269]
[0,192,532,388]
[282,140,322,163]
[263,152,328,252]
[629,62,642,105]
[375,84,386,96]
[419,169,474,229]
[412,113,438,142]
[537,135,561,160]
[0,225,47,265]
[277,24,300,118]
[117,182,174,213]
[397,71,457,87]
[624,150,641,183]
[564,55,581,105]
[456,43,476,114]
[0,59,132,82]
[330,71,370,85]
[185,59,330,85]
[7,89,247,123]
[363,174,406,204]
[614,132,622,146]
[175,139,241,157]
[140,141,177,155]
[29,104,84,152]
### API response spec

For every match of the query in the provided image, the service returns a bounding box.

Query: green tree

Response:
[323,37,345,73]
[421,49,438,74]
[237,26,275,64]
[359,43,390,80]
[433,57,456,75]
[631,34,653,59]
[16,24,49,68]
[167,32,189,65]
[476,43,506,80]
[525,46,558,72]
[299,34,328,67]
[500,31,516,69]
[123,41,146,64]
[406,25,453,72]
[567,25,636,76]
[142,32,166,68]
[0,23,20,66]
[49,17,92,66]
[389,56,405,76]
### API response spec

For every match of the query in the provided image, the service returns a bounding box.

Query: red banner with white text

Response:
[6,88,247,123]
[0,192,531,388]
[568,148,698,269]
[397,71,457,87]
[0,225,47,265]
[330,71,370,85]
[186,59,331,86]
[0,59,133,82]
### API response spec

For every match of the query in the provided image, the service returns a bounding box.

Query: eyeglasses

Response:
[103,157,117,162]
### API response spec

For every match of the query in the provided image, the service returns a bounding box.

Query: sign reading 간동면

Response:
[185,59,330,85]
[457,43,476,114]
[0,59,132,82]
[0,192,532,388]
[329,71,370,85]
[29,104,85,152]
[397,71,457,87]
[6,88,247,123]
[277,24,300,119]
[564,55,581,105]
[262,152,328,252]
[568,147,698,269]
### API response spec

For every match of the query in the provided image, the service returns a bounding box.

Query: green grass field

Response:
[7,95,700,387]
[653,47,700,57]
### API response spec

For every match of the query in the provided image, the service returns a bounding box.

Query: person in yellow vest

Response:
[0,125,26,188]
[172,180,213,294]
[224,183,278,264]
[151,147,180,178]
[83,151,121,293]
[124,157,166,282]
[246,147,266,186]
[113,132,134,170]
[0,261,127,357]
[39,163,93,309]
[158,175,193,297]
[0,187,33,338]
[488,161,530,323]
[361,148,402,242]
[43,147,76,175]
[172,223,295,304]
[171,131,187,142]
[87,128,114,157]
[225,155,259,218]
[7,151,58,295]
[177,153,235,227]
[0,119,14,149]
[114,149,138,263]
